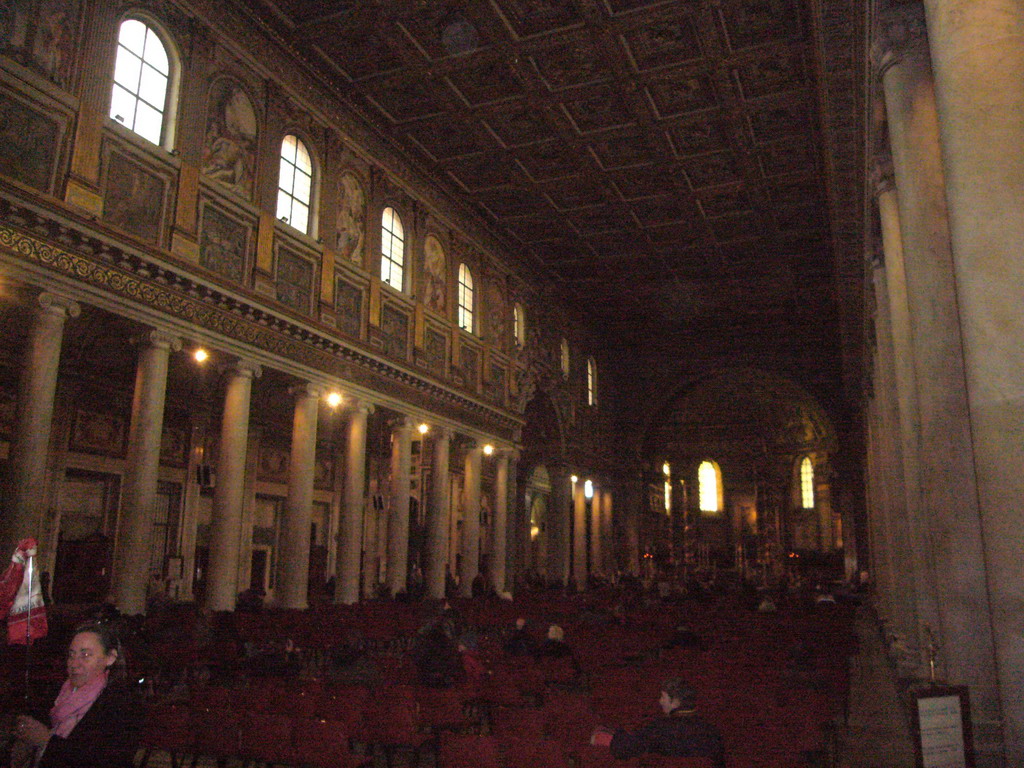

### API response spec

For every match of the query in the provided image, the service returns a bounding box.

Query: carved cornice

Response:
[0,192,521,441]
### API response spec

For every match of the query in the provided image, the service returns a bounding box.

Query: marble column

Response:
[546,467,571,586]
[337,401,370,604]
[276,383,321,609]
[924,1,1024,761]
[112,330,181,615]
[425,427,451,599]
[876,3,1002,756]
[205,360,261,611]
[602,490,614,575]
[588,485,601,579]
[1,293,79,559]
[459,442,482,597]
[386,415,414,596]
[572,478,587,589]
[490,450,510,594]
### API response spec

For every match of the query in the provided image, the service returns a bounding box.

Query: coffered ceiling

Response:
[245,0,865,395]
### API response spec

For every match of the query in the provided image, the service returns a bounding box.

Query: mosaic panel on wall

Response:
[201,77,258,199]
[0,91,59,192]
[102,151,165,243]
[335,171,365,263]
[199,203,250,283]
[335,277,363,338]
[421,233,447,315]
[0,0,81,88]
[69,407,127,458]
[276,247,314,314]
[420,326,447,377]
[460,344,479,389]
[381,304,409,359]
[486,363,506,404]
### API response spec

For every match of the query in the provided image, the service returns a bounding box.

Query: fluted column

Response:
[276,383,321,609]
[490,450,510,594]
[572,478,587,589]
[876,3,1002,755]
[112,330,181,615]
[924,2,1024,762]
[0,293,79,559]
[205,360,261,611]
[459,441,482,597]
[425,427,451,600]
[337,401,371,604]
[386,415,414,596]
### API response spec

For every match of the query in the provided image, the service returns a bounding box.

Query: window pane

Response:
[278,159,294,194]
[113,47,142,90]
[293,168,311,204]
[291,202,309,233]
[281,135,297,163]
[277,190,292,222]
[109,85,137,125]
[293,140,312,174]
[142,28,169,75]
[699,461,718,512]
[134,101,163,144]
[138,65,167,110]
[118,19,147,56]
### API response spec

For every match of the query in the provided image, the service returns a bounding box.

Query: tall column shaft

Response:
[459,444,482,597]
[602,490,614,575]
[205,361,260,611]
[546,469,570,586]
[386,416,413,595]
[337,402,370,604]
[572,480,587,589]
[490,451,509,594]
[425,427,451,599]
[877,5,1002,756]
[925,2,1024,762]
[113,331,180,615]
[588,487,601,578]
[277,384,321,609]
[1,294,78,558]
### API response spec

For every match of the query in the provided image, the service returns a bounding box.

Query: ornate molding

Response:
[0,194,521,440]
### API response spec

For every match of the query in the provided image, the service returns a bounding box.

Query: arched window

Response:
[457,263,474,332]
[586,357,597,406]
[380,207,405,291]
[560,338,570,379]
[110,18,174,146]
[800,456,815,509]
[277,135,313,233]
[698,460,722,512]
[513,303,526,347]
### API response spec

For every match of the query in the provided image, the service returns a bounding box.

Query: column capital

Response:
[131,329,183,352]
[289,382,323,400]
[346,398,374,416]
[870,146,896,198]
[221,359,262,379]
[871,1,929,80]
[386,413,415,433]
[36,291,80,319]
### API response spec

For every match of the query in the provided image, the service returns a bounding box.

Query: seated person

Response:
[664,622,704,651]
[12,621,141,768]
[590,678,725,768]
[534,623,572,659]
[503,617,535,656]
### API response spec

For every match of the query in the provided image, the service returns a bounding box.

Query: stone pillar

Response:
[205,360,261,611]
[490,450,510,594]
[602,490,614,575]
[546,467,571,586]
[875,4,1002,756]
[459,442,482,597]
[588,485,601,579]
[112,330,181,615]
[924,1,1024,761]
[425,427,451,599]
[337,401,370,604]
[572,478,587,589]
[276,384,321,609]
[1,293,79,559]
[386,415,414,596]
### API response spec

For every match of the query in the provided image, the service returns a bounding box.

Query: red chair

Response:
[190,706,243,762]
[239,711,295,766]
[414,685,468,732]
[499,735,570,768]
[292,717,369,768]
[138,703,193,768]
[437,733,500,768]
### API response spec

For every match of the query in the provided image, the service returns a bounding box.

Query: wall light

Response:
[570,474,578,484]
[584,479,594,499]
[530,524,540,540]
[193,348,209,363]
[483,444,494,456]
[325,392,343,408]
[418,423,429,435]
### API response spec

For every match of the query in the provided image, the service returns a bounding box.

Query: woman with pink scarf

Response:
[12,622,140,768]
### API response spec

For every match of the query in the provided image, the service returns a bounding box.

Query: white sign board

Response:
[917,694,967,768]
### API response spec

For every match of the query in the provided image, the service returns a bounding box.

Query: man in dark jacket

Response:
[591,678,725,768]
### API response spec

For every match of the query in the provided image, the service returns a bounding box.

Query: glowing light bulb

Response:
[194,348,209,363]
[326,392,342,408]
